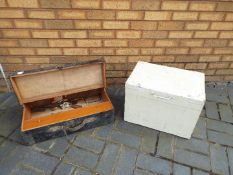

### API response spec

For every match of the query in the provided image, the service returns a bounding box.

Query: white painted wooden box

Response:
[124,61,206,139]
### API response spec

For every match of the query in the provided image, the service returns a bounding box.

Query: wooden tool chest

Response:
[10,61,114,145]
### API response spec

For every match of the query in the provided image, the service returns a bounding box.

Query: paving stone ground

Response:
[1,83,233,175]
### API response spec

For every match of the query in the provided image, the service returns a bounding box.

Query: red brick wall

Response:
[0,0,233,90]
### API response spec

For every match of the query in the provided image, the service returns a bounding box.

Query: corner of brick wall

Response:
[0,0,233,89]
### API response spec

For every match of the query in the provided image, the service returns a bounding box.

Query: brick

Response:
[117,11,143,20]
[210,144,229,175]
[96,143,120,175]
[2,30,30,38]
[137,153,172,175]
[107,71,126,77]
[61,31,87,38]
[211,22,233,30]
[20,39,48,47]
[166,48,188,54]
[152,56,174,62]
[226,13,233,21]
[103,0,130,9]
[0,20,13,28]
[219,104,233,123]
[132,0,160,10]
[32,30,59,38]
[90,48,114,55]
[180,39,203,47]
[205,102,219,119]
[64,146,98,169]
[158,21,184,30]
[186,22,209,30]
[110,130,141,149]
[114,146,138,175]
[169,31,193,38]
[0,48,8,55]
[0,40,18,47]
[176,55,198,62]
[192,117,207,139]
[129,39,153,47]
[193,169,210,175]
[77,39,101,47]
[128,56,151,63]
[25,57,49,63]
[53,162,75,175]
[175,138,209,155]
[214,48,233,54]
[9,48,35,55]
[142,48,164,55]
[208,119,233,139]
[44,20,74,29]
[173,164,191,175]
[185,63,207,70]
[72,0,100,9]
[131,21,157,30]
[142,31,168,39]
[116,48,139,55]
[58,10,85,19]
[73,19,100,29]
[37,48,62,55]
[156,39,179,47]
[229,41,233,46]
[219,31,233,38]
[157,133,174,159]
[162,1,188,10]
[173,12,198,20]
[208,130,233,146]
[145,12,171,21]
[190,48,212,54]
[204,39,228,47]
[14,20,43,29]
[104,56,127,63]
[134,169,155,175]
[106,63,128,70]
[194,31,218,38]
[199,12,224,21]
[7,0,39,7]
[89,30,114,38]
[49,39,75,47]
[208,63,229,69]
[199,55,220,62]
[28,10,55,19]
[174,149,211,171]
[228,148,233,175]
[189,2,216,11]
[63,48,88,55]
[117,31,140,38]
[103,21,129,29]
[40,0,70,8]
[73,168,91,175]
[141,127,158,154]
[0,9,24,18]
[206,75,224,81]
[216,2,233,12]
[0,0,6,7]
[104,40,127,47]
[222,55,233,61]
[74,135,104,154]
[87,10,115,19]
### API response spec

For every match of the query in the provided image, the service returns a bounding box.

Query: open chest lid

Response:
[11,61,106,105]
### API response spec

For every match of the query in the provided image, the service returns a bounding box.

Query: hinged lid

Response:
[11,62,106,104]
[126,61,206,105]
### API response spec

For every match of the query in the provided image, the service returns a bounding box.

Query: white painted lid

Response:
[126,61,206,102]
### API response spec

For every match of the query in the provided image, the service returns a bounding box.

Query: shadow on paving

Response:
[0,84,233,175]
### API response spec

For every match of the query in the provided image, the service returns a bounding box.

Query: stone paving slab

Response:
[0,84,233,175]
